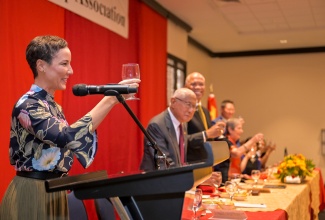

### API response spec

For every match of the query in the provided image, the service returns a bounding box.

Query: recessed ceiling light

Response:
[280,40,288,44]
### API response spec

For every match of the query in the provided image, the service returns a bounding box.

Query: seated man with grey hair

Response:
[140,88,204,171]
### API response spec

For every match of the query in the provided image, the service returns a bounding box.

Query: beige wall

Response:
[167,20,188,60]
[188,43,325,175]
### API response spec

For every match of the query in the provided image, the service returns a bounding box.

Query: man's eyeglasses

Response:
[190,82,204,87]
[175,98,196,109]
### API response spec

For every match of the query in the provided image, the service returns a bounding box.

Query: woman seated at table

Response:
[240,137,276,179]
[240,141,262,176]
[257,139,277,170]
[215,117,264,182]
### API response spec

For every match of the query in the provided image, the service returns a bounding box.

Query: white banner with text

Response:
[49,0,129,38]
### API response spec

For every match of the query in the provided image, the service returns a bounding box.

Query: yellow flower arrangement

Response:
[275,153,315,183]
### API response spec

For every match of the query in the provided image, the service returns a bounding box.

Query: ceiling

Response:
[154,0,325,56]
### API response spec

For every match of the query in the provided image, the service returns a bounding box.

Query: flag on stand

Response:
[207,84,218,120]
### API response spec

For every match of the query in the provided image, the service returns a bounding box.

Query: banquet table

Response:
[182,169,325,220]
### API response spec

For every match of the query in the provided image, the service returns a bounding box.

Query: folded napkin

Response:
[197,185,215,194]
[238,185,271,193]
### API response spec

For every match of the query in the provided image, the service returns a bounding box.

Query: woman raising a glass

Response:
[217,117,264,182]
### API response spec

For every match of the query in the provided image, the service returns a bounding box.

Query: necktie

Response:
[198,105,208,130]
[179,124,185,164]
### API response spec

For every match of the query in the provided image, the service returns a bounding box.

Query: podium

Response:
[45,141,229,220]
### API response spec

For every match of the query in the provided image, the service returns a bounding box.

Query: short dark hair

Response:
[221,99,234,109]
[26,35,68,78]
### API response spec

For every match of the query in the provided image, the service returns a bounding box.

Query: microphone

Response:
[72,84,138,96]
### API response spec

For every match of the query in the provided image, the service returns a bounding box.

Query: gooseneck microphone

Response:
[72,84,138,96]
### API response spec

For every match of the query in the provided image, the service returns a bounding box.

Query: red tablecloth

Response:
[316,168,325,211]
[245,210,287,220]
[182,196,287,220]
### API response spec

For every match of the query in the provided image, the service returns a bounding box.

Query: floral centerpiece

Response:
[275,153,315,183]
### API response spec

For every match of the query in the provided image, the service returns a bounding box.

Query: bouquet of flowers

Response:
[275,153,315,183]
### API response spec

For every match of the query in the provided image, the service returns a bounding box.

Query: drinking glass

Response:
[266,166,273,181]
[211,171,222,193]
[215,120,226,139]
[251,169,261,186]
[218,123,226,139]
[225,181,237,201]
[121,63,140,100]
[192,188,202,220]
[230,173,241,185]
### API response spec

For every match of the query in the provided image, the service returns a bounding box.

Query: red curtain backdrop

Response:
[0,0,65,199]
[138,3,167,126]
[63,4,141,175]
[0,0,167,219]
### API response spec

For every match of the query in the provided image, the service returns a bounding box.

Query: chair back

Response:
[67,191,88,220]
[94,198,116,220]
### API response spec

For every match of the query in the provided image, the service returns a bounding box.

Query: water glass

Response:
[230,173,241,185]
[192,188,202,219]
[225,181,237,201]
[211,171,222,193]
[251,169,261,186]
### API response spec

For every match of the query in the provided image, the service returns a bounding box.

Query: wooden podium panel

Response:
[192,140,229,186]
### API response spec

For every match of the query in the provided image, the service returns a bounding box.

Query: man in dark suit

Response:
[185,72,225,162]
[140,88,204,171]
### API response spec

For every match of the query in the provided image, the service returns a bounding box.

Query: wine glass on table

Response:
[251,169,261,187]
[121,63,140,100]
[192,188,202,220]
[211,171,222,193]
[230,173,241,185]
[225,181,237,201]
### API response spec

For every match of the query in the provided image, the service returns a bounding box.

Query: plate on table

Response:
[244,179,265,185]
[219,191,248,201]
[202,198,222,210]
[218,201,236,210]
[202,198,236,210]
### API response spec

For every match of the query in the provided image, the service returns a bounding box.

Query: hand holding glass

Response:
[216,121,226,139]
[121,63,140,100]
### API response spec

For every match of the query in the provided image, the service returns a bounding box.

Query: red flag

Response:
[208,93,218,120]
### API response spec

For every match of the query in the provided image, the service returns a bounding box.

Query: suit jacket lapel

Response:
[183,123,188,162]
[164,110,181,163]
[193,111,206,131]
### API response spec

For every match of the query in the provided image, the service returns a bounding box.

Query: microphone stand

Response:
[104,90,169,170]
